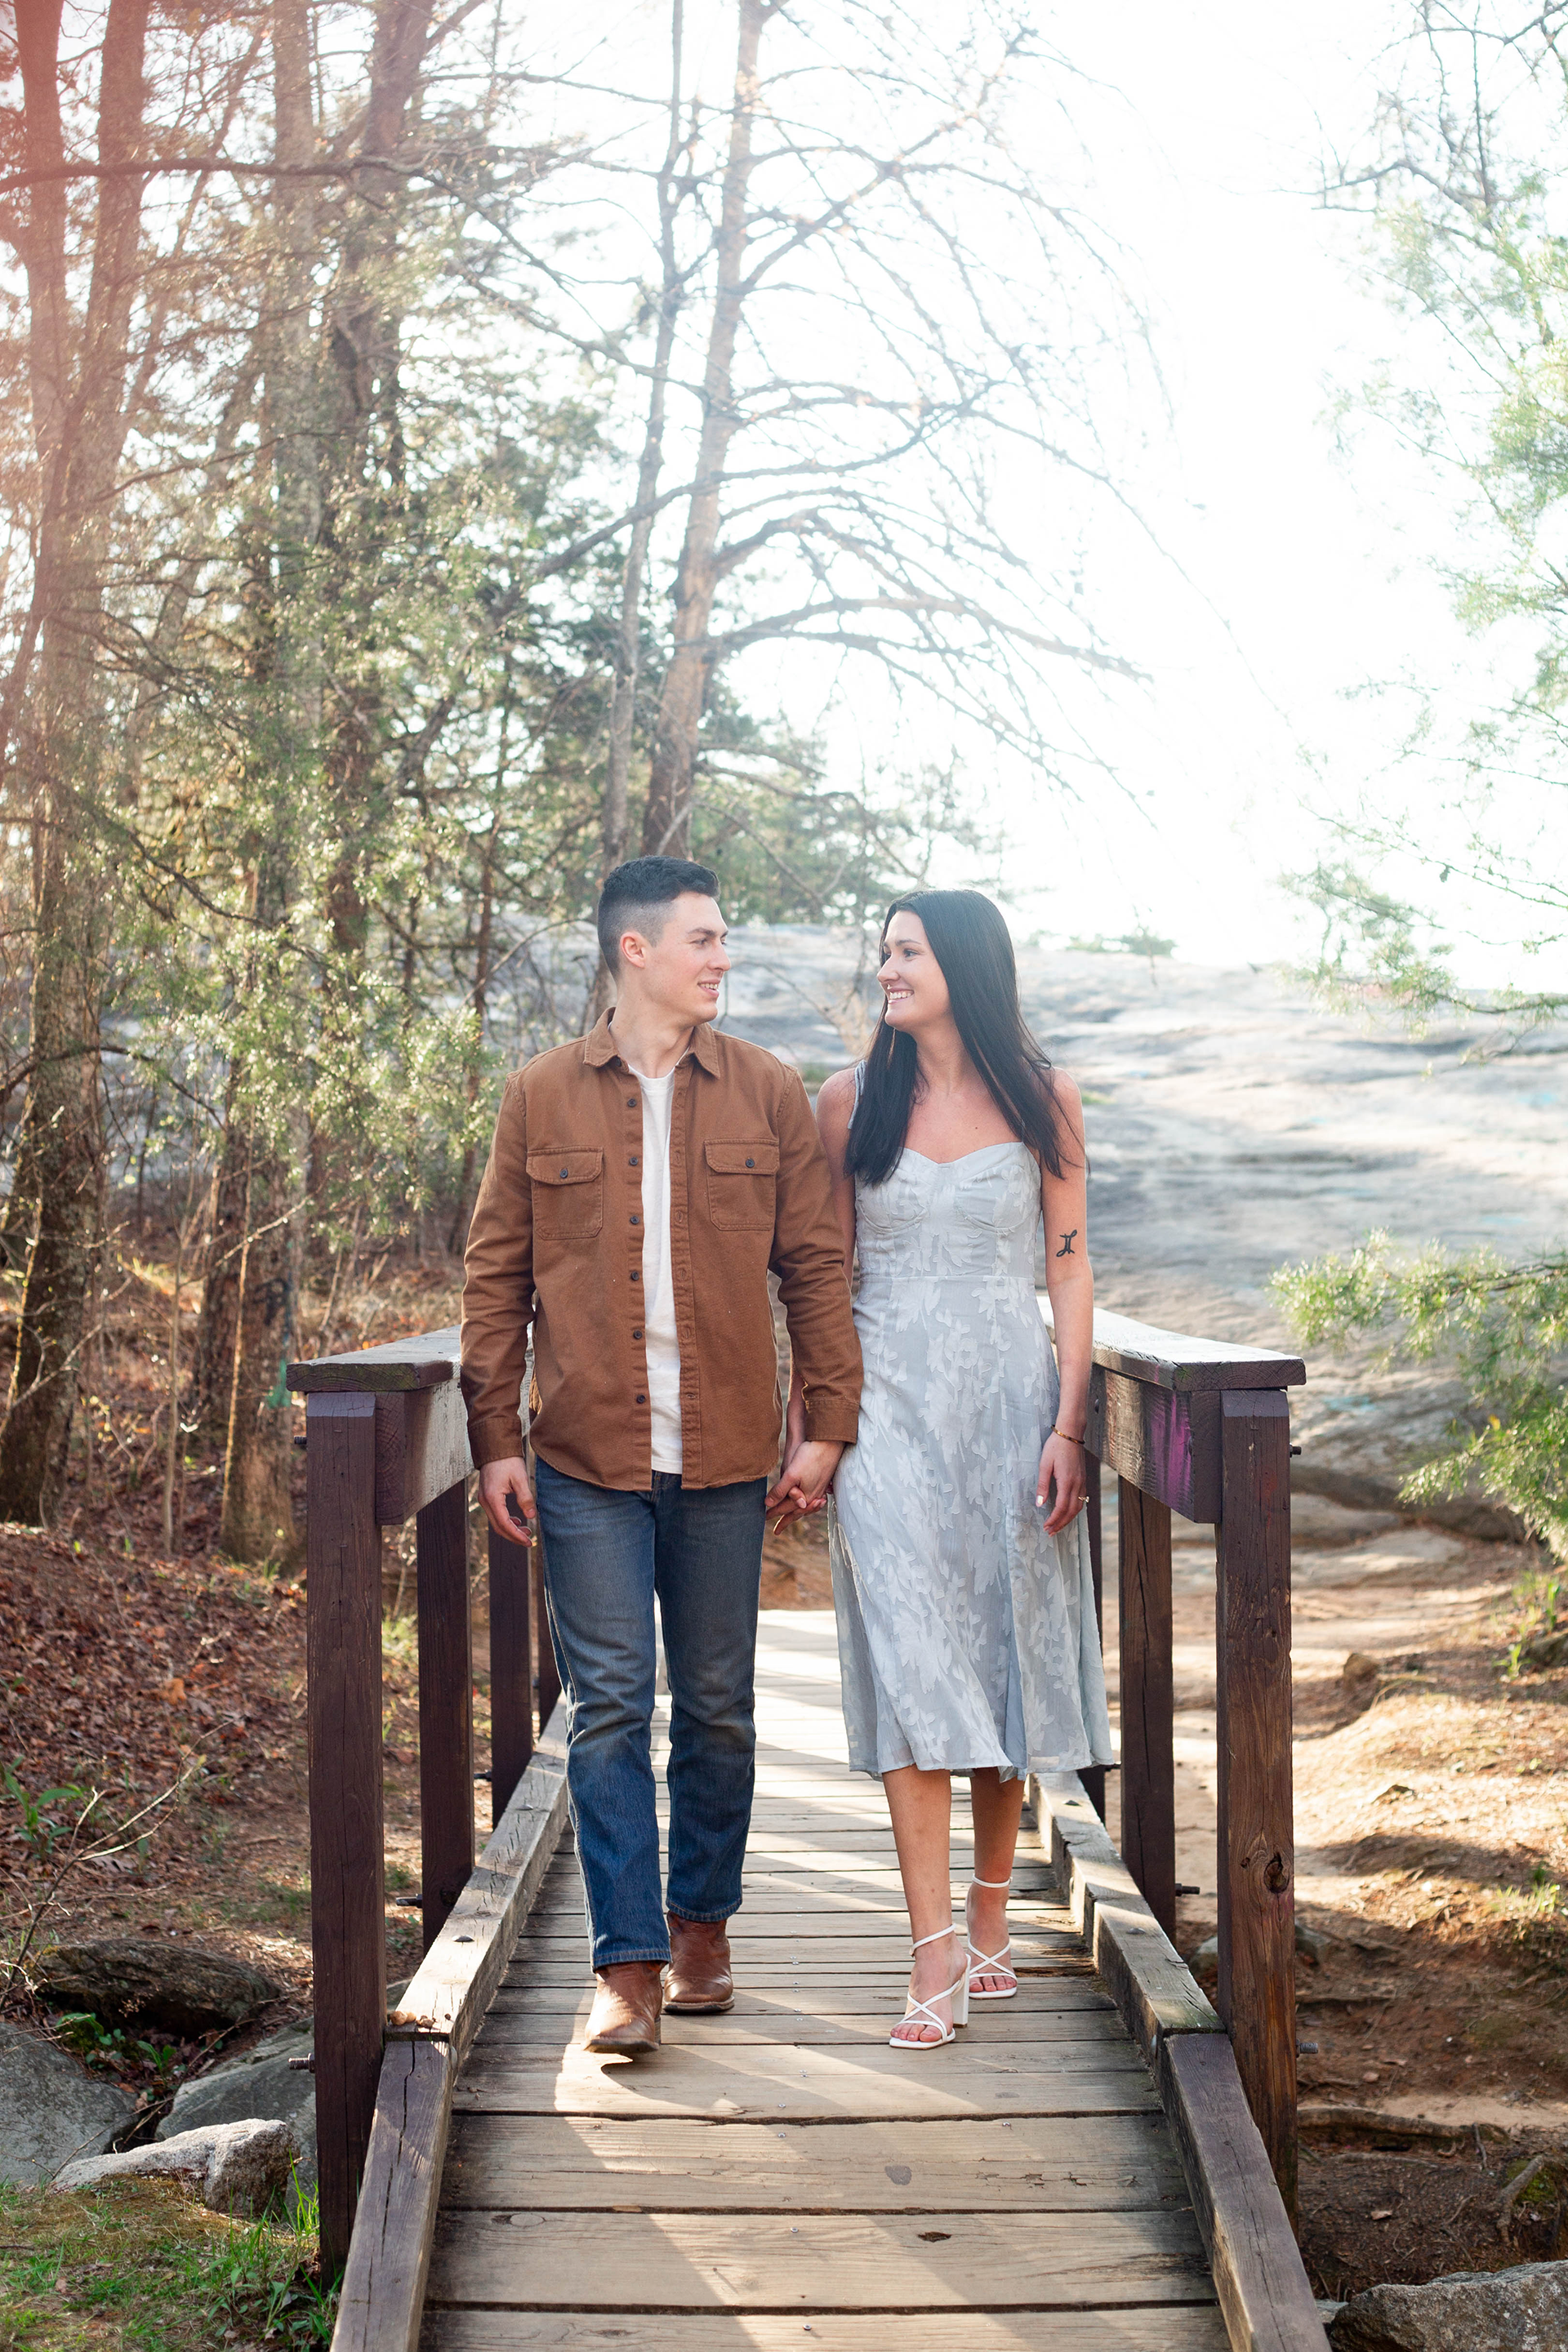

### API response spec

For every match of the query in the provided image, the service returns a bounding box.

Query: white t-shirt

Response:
[631,1066,683,1472]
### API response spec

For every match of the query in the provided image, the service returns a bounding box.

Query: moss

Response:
[0,2173,336,2350]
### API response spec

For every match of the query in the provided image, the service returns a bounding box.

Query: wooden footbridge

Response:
[287,1307,1330,2351]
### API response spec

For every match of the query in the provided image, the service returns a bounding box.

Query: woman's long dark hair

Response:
[844,889,1071,1187]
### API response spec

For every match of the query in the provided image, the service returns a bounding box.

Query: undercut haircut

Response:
[596,855,719,976]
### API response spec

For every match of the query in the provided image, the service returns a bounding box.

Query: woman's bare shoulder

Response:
[816,1062,859,1117]
[1041,1063,1085,1160]
[1046,1064,1082,1116]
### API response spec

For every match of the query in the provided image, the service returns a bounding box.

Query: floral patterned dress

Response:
[828,1134,1113,1780]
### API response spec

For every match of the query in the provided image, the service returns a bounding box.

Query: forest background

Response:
[0,0,1564,1576]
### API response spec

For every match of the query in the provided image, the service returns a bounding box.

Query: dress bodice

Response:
[854,1140,1039,1285]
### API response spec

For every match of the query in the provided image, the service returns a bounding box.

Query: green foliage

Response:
[0,2173,336,2350]
[51,2011,182,2091]
[2,1767,91,1864]
[1505,1566,1567,1677]
[1297,13,1568,1024]
[1273,1231,1568,1558]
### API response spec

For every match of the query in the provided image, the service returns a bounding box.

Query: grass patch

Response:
[0,2173,336,2350]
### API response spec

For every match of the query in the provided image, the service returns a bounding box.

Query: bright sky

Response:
[995,0,1494,972]
[522,2,1561,982]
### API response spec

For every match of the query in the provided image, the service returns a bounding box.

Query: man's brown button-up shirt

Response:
[460,1012,862,1490]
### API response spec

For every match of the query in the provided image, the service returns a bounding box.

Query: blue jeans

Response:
[533,1457,767,1970]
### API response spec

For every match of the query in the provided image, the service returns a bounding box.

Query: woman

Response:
[790,890,1111,2049]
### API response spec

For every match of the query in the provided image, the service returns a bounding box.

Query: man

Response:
[461,856,861,2054]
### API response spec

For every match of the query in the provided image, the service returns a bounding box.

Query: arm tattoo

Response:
[1054,1228,1078,1258]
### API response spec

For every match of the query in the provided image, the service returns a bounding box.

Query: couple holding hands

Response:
[461,857,1111,2054]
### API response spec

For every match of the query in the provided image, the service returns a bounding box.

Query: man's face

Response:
[619,893,730,1024]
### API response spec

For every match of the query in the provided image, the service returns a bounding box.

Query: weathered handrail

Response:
[290,1298,1308,2328]
[286,1327,562,2278]
[1043,1298,1306,2212]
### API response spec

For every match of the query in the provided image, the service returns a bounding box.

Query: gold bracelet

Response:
[1050,1426,1085,1446]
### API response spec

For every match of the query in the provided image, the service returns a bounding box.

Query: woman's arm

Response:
[1036,1071,1092,1536]
[814,1064,860,1275]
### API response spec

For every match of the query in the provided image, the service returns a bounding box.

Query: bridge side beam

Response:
[1216,1387,1298,2217]
[305,1388,385,2278]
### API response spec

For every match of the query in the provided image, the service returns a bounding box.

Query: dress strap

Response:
[853,1058,867,1109]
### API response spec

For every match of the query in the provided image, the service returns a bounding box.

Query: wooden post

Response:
[532,1536,561,1726]
[305,1389,385,2276]
[1119,1477,1175,1936]
[488,1526,534,1824]
[416,1480,474,1952]
[1080,1453,1107,1825]
[1215,1388,1297,2215]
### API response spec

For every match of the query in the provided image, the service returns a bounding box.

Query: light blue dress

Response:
[829,1132,1114,1782]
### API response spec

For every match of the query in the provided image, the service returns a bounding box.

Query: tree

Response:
[1304,0,1568,1031]
[1280,2,1568,1558]
[0,0,155,1522]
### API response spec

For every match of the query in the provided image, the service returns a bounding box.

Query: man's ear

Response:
[619,927,649,971]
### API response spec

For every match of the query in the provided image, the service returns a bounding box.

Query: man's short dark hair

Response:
[596,855,719,976]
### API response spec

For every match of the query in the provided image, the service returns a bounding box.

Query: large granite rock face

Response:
[156,2017,315,2176]
[53,2117,297,2216]
[1330,2260,1568,2350]
[35,1941,283,2037]
[713,934,1568,1533]
[0,2020,134,2185]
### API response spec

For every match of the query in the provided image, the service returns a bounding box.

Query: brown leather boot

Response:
[584,1961,664,2054]
[665,1913,734,2014]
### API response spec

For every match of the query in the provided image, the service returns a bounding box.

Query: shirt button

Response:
[630,1214,640,1225]
[629,1155,639,1165]
[746,1156,755,1168]
[630,1271,639,1281]
[632,1328,643,1339]
[635,1393,646,1404]
[559,1165,568,1178]
[626,1096,635,1107]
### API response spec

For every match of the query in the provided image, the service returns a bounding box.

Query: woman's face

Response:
[878,910,951,1033]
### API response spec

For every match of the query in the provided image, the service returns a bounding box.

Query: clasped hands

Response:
[475,1437,844,1548]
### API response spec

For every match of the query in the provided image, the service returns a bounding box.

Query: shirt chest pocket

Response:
[527,1147,604,1239]
[705,1138,779,1232]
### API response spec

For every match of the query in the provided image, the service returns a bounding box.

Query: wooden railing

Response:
[1045,1301,1306,2212]
[288,1298,1306,2301]
[286,1325,562,2278]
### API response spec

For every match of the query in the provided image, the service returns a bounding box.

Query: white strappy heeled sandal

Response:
[967,1874,1019,2001]
[889,1924,969,2049]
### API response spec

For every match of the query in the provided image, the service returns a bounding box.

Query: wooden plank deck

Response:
[421,1611,1227,2350]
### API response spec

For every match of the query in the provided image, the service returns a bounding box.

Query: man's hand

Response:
[765,1438,844,1531]
[479,1456,537,1545]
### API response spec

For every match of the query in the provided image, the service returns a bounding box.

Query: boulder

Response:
[35,1941,283,2038]
[157,2017,314,2147]
[0,2020,134,2185]
[52,2117,298,2216]
[1330,2260,1568,2351]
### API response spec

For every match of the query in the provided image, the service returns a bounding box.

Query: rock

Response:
[1343,1650,1381,1699]
[156,2016,314,2144]
[51,2118,298,2216]
[0,2020,135,2185]
[290,2092,317,2196]
[1192,1934,1218,1976]
[35,1941,283,2037]
[1330,2259,1568,2350]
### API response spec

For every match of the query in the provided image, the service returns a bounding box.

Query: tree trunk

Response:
[203,0,318,1561]
[589,0,688,1018]
[320,0,439,957]
[0,0,152,1524]
[641,0,766,858]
